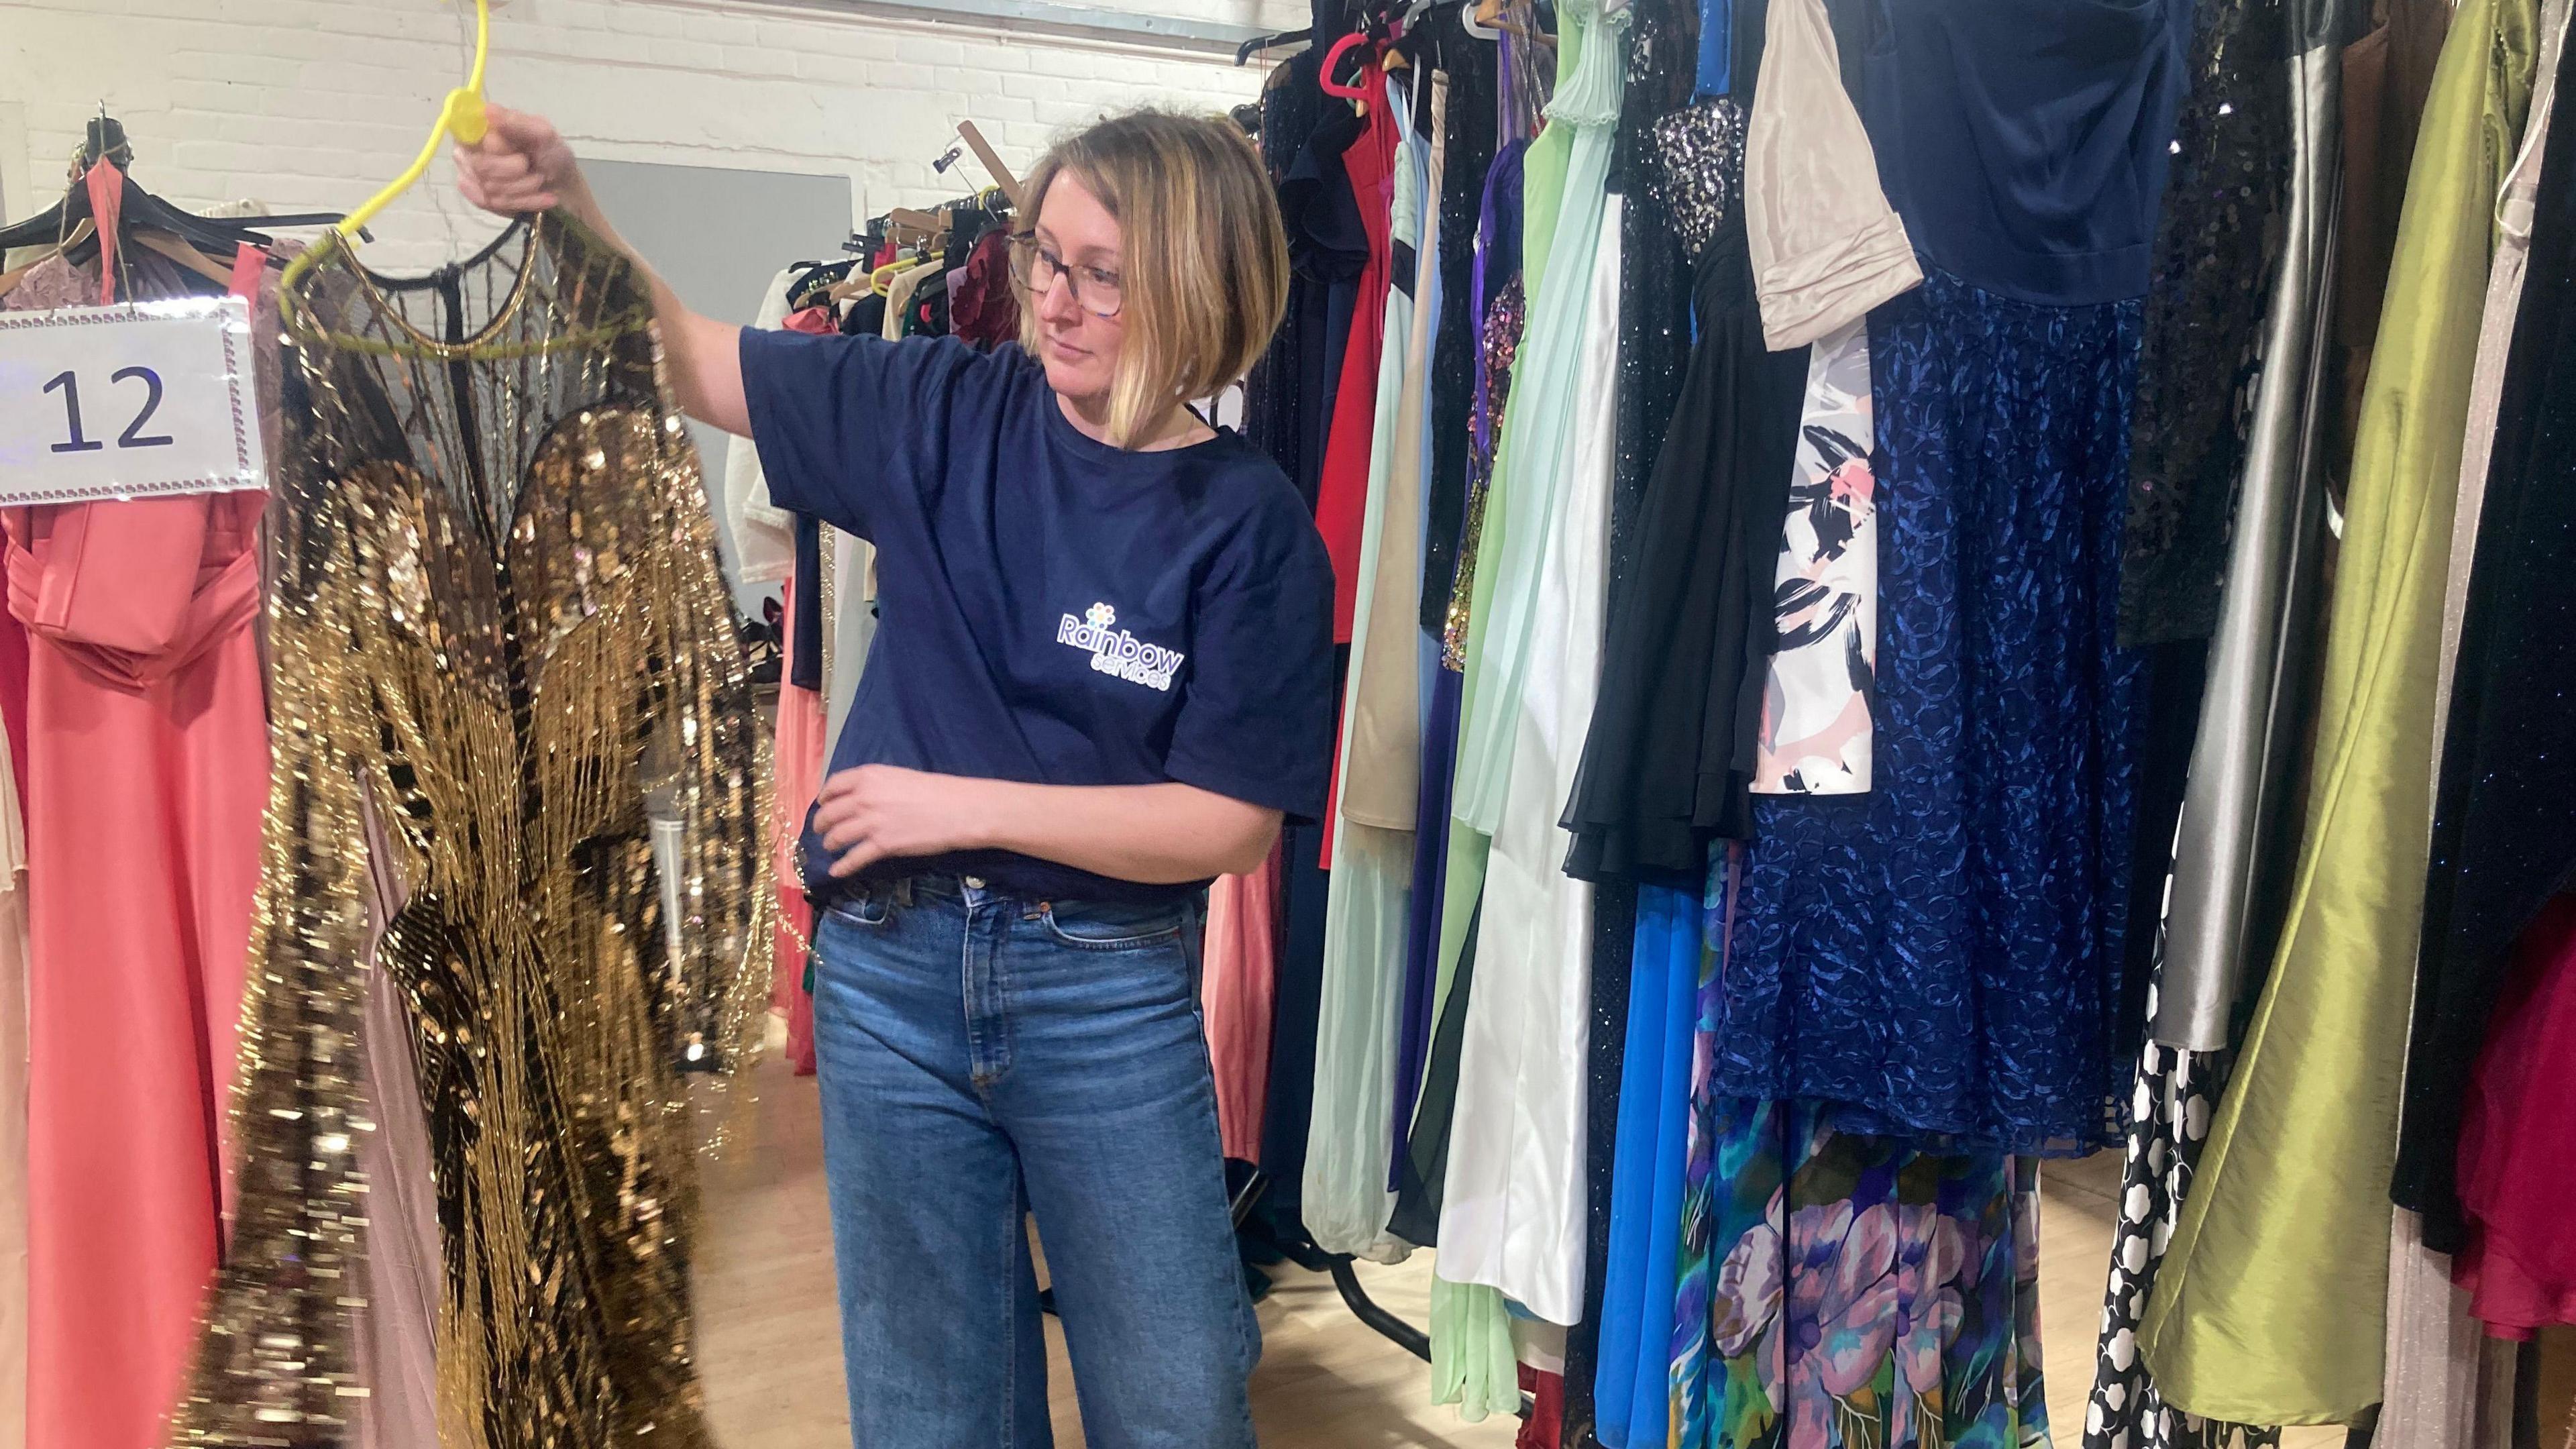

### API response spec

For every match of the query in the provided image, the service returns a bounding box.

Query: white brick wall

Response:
[1,0,1299,270]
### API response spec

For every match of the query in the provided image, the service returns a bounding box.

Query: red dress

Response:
[1311,65,1399,647]
[1311,64,1399,857]
[2453,893,2576,1337]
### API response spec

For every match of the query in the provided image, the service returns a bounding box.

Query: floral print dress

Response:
[1668,857,2052,1449]
[1674,1100,2050,1449]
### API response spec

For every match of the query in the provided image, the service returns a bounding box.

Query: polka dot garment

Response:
[2082,965,2283,1449]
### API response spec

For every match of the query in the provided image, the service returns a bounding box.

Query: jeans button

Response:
[963,875,986,889]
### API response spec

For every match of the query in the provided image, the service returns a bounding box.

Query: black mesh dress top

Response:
[1244,47,1328,483]
[1419,1,1502,629]
[2115,0,2293,647]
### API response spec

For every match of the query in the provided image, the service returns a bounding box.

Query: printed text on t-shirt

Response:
[1056,602,1186,692]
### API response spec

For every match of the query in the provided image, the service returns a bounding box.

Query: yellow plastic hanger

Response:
[871,255,925,296]
[280,0,490,290]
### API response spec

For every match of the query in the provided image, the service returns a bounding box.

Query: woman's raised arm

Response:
[456,105,749,435]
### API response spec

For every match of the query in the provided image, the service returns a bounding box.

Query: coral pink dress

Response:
[1202,845,1283,1161]
[773,568,826,1075]
[5,252,270,1449]
[11,492,268,1449]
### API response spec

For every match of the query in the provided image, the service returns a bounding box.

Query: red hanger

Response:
[1319,31,1375,98]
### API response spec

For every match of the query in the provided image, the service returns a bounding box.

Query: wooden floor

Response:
[692,1025,2337,1448]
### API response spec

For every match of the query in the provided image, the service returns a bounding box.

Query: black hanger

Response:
[1237,25,1315,64]
[1356,0,1419,42]
[0,113,355,258]
[1238,0,1415,65]
[1238,0,1401,65]
[787,258,859,309]
[0,109,129,250]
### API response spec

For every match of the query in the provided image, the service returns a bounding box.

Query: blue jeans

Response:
[810,875,1259,1448]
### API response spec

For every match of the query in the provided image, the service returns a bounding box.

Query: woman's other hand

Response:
[816,766,996,879]
[816,771,1280,886]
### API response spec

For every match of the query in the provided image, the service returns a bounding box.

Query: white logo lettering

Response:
[1057,602,1184,692]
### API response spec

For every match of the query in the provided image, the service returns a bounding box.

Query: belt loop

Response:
[895,877,914,908]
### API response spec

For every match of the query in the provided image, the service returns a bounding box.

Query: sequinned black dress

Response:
[172,216,769,1449]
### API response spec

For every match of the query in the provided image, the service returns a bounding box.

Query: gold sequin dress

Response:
[170,215,771,1448]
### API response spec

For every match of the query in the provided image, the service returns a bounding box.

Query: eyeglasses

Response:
[1008,235,1124,319]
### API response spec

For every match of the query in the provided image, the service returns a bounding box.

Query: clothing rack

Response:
[840,123,1020,261]
[1227,1171,1535,1418]
[1030,1175,1532,1413]
[0,111,354,257]
[1230,1173,1434,1362]
[765,0,1277,58]
[844,186,1012,260]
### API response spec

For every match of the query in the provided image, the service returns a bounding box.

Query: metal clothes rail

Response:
[740,0,1284,56]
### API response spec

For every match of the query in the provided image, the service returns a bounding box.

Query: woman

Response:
[460,105,1333,1448]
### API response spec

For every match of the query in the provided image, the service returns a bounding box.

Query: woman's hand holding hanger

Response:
[454,104,590,223]
[453,105,751,435]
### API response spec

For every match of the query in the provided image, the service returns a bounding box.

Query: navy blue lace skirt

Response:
[1709,268,2149,1155]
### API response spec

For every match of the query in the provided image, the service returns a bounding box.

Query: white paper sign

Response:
[0,296,268,504]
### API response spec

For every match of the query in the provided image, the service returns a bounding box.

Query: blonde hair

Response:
[1016,109,1291,448]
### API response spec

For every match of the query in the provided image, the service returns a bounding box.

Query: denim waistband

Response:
[842,871,1173,912]
[835,871,1211,917]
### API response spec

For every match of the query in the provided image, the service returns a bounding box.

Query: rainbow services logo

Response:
[1057,602,1185,692]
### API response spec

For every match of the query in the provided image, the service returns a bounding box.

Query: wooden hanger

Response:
[130,228,238,288]
[887,207,945,241]
[0,217,93,296]
[955,121,1023,210]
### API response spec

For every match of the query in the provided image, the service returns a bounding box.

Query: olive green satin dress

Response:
[2136,0,2540,1424]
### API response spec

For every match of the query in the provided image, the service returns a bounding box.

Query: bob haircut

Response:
[1016,109,1291,448]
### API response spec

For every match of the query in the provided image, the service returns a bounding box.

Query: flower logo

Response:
[1085,602,1117,629]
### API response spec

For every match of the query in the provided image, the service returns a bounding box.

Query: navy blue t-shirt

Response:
[741,328,1336,906]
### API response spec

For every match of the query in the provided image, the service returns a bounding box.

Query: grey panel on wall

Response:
[581,158,853,612]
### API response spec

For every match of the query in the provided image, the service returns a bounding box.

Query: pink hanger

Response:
[1318,31,1375,97]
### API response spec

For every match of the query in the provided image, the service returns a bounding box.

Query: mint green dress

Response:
[1426,0,1629,1418]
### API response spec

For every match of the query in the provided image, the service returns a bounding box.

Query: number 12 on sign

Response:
[0,295,266,505]
[43,367,174,453]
